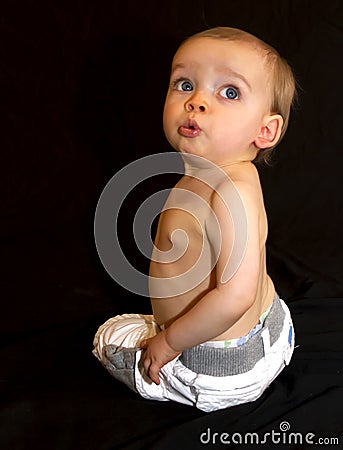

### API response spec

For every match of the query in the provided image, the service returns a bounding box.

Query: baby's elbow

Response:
[240,289,256,311]
[226,266,259,312]
[235,287,256,311]
[219,284,257,315]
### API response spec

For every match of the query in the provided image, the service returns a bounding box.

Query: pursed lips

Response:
[178,119,202,138]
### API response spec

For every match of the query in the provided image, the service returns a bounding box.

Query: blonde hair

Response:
[183,27,297,164]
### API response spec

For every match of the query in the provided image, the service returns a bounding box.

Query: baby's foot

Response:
[103,345,137,392]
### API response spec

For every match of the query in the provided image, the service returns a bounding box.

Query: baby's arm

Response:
[141,181,261,383]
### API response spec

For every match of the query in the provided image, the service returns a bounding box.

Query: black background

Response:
[1,1,343,449]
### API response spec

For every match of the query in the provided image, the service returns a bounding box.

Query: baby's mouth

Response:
[178,119,201,137]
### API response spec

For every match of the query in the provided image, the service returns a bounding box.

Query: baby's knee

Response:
[93,313,160,362]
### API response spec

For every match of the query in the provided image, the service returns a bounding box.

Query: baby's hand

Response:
[140,331,180,385]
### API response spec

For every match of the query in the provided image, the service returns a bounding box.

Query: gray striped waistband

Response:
[179,293,285,376]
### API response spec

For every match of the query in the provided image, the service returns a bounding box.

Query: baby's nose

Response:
[185,95,207,112]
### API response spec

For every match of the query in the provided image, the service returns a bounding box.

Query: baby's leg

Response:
[102,346,137,391]
[93,314,160,392]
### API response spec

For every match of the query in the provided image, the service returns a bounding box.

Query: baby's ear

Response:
[254,114,283,149]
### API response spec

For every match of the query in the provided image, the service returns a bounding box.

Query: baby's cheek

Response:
[163,113,176,140]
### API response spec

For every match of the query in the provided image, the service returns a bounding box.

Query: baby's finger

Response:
[149,362,161,385]
[139,339,148,348]
[142,354,150,374]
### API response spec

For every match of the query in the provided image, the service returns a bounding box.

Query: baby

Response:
[93,27,296,412]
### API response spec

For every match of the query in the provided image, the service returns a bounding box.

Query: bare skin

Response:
[150,162,275,339]
[140,36,283,384]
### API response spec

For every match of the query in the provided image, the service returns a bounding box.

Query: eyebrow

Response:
[171,63,252,90]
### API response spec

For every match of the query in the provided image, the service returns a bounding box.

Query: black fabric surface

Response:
[1,1,343,449]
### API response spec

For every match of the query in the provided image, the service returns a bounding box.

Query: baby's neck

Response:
[218,159,252,169]
[180,155,251,193]
[182,154,252,177]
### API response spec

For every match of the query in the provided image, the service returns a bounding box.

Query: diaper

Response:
[93,293,295,412]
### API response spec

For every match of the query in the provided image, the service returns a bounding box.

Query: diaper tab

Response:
[179,294,285,376]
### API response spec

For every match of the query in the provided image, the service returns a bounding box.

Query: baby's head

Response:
[164,27,296,165]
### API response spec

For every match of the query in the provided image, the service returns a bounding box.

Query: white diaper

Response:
[93,294,294,412]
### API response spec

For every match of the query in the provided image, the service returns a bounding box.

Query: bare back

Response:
[150,161,275,340]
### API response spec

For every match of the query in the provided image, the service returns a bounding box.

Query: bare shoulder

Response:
[228,162,262,197]
[210,163,267,246]
[212,163,263,209]
[231,164,268,246]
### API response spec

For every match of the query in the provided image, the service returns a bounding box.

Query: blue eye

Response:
[176,80,193,91]
[220,86,239,100]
